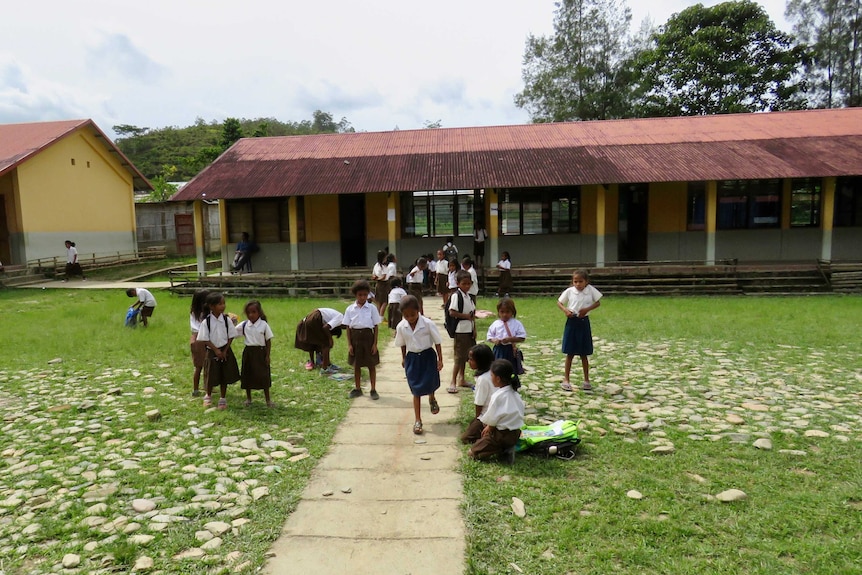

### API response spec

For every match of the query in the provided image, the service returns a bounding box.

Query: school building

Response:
[169,108,862,273]
[0,119,151,265]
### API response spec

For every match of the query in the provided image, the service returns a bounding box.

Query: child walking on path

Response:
[395,295,444,435]
[387,277,407,329]
[189,289,210,397]
[434,250,449,307]
[372,249,393,317]
[196,292,240,409]
[126,287,157,327]
[468,359,525,464]
[460,344,495,444]
[406,257,427,314]
[448,270,476,393]
[557,269,603,392]
[237,300,274,407]
[486,297,527,375]
[496,251,512,296]
[63,240,85,281]
[344,279,382,400]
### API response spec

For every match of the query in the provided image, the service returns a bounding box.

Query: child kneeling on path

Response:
[395,295,443,435]
[196,292,240,410]
[468,359,525,465]
[237,300,274,407]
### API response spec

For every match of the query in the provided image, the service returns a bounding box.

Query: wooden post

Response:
[218,200,229,272]
[706,181,717,265]
[289,196,299,271]
[193,200,206,276]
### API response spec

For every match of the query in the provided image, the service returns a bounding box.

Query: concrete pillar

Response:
[218,200,229,272]
[289,196,299,271]
[596,185,606,268]
[387,192,397,254]
[706,181,717,265]
[193,200,206,276]
[821,177,836,262]
[488,188,499,264]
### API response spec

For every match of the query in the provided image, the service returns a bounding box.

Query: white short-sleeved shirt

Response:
[465,267,478,296]
[558,284,603,316]
[372,262,386,279]
[318,308,345,330]
[497,259,511,270]
[190,312,202,334]
[344,301,381,329]
[135,288,157,307]
[386,262,398,278]
[479,385,525,431]
[436,259,448,275]
[406,265,423,284]
[447,270,458,289]
[196,313,238,348]
[394,314,442,353]
[388,286,407,304]
[237,318,274,346]
[448,289,475,334]
[486,318,527,342]
[67,246,78,264]
[472,371,494,413]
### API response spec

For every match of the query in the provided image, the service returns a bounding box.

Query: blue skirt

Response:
[404,348,441,397]
[562,316,593,356]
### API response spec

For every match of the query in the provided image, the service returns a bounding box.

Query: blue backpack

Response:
[124,306,140,328]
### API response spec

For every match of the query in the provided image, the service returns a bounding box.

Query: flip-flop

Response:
[561,382,573,392]
[430,399,440,415]
[582,382,593,391]
[447,386,458,394]
[413,421,423,435]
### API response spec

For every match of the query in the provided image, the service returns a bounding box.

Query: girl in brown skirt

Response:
[189,289,211,397]
[496,251,513,297]
[343,280,383,400]
[196,292,240,410]
[237,300,274,407]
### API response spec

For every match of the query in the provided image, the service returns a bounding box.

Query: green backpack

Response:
[516,419,580,460]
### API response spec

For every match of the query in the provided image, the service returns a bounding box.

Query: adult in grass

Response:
[236,300,274,407]
[294,307,344,374]
[487,297,527,375]
[126,287,157,327]
[189,289,211,397]
[557,269,602,392]
[468,359,524,465]
[196,291,240,410]
[63,240,85,281]
[448,270,476,393]
[344,279,382,400]
[394,295,443,435]
[460,344,495,444]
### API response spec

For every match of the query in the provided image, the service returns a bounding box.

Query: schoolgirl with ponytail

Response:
[467,359,525,464]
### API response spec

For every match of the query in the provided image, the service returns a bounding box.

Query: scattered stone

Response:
[48,358,63,364]
[132,499,156,513]
[173,548,206,559]
[779,449,808,456]
[715,489,747,502]
[322,490,334,497]
[753,438,773,450]
[129,534,155,545]
[420,455,432,461]
[204,521,232,536]
[146,409,161,422]
[62,553,81,568]
[650,445,675,455]
[201,536,223,551]
[340,487,352,494]
[626,490,643,500]
[251,486,270,501]
[511,497,526,518]
[630,421,650,432]
[804,430,830,438]
[726,414,745,425]
[414,439,427,444]
[133,556,154,571]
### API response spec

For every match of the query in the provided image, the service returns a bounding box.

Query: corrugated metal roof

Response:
[170,109,862,201]
[0,119,151,190]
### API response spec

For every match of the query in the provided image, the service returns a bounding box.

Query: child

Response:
[387,277,407,329]
[294,307,344,373]
[237,300,274,407]
[557,269,603,392]
[461,256,479,303]
[486,297,527,375]
[448,269,476,393]
[406,257,427,314]
[344,279,382,400]
[460,344,495,444]
[126,287,157,327]
[189,289,211,397]
[196,292,240,409]
[468,359,525,465]
[446,258,459,295]
[394,295,444,435]
[434,249,449,307]
[496,251,512,297]
[63,240,85,281]
[371,249,392,317]
[442,236,458,261]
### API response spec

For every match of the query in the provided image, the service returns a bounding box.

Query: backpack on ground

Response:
[124,306,140,328]
[444,291,464,338]
[516,419,580,460]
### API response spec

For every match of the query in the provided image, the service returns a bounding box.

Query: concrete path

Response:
[23,279,174,289]
[262,303,466,575]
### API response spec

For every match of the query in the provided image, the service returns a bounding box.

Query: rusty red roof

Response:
[170,109,862,201]
[0,119,151,190]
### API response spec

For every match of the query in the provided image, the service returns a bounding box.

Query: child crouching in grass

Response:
[394,295,443,435]
[461,344,495,444]
[468,359,524,465]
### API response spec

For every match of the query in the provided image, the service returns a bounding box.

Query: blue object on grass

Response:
[125,306,140,328]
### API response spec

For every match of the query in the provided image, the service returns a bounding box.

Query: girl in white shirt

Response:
[460,344,495,444]
[371,250,391,316]
[237,300,275,407]
[496,251,512,296]
[189,289,211,397]
[196,292,240,410]
[387,277,408,329]
[556,269,603,392]
[486,297,527,375]
[394,295,444,435]
[468,359,525,464]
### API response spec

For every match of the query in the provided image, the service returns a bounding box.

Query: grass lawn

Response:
[0,288,860,574]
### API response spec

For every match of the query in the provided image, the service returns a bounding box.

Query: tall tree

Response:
[787,0,862,107]
[220,117,244,149]
[634,0,808,116]
[515,0,634,122]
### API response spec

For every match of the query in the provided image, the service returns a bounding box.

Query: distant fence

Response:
[28,247,168,276]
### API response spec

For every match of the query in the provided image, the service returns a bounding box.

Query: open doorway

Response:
[0,196,10,264]
[339,194,366,267]
[618,183,649,262]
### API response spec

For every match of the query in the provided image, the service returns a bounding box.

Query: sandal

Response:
[217,398,227,410]
[447,386,458,394]
[203,395,212,407]
[430,399,440,415]
[561,382,573,392]
[413,421,423,435]
[244,400,252,407]
[582,382,593,392]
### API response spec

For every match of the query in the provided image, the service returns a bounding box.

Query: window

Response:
[687,182,706,231]
[401,190,474,238]
[717,180,781,230]
[226,198,302,242]
[500,187,580,236]
[790,178,821,227]
[835,177,862,227]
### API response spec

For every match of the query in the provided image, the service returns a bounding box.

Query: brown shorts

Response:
[141,306,155,318]
[469,427,521,460]
[461,417,484,444]
[408,283,423,304]
[453,332,476,365]
[348,328,379,368]
[376,280,391,305]
[436,273,448,294]
[190,333,207,368]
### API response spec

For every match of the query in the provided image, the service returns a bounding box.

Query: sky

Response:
[0,0,790,138]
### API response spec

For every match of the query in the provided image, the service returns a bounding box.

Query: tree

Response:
[515,0,634,121]
[220,118,243,149]
[634,0,808,116]
[423,119,443,129]
[147,165,179,202]
[786,0,862,107]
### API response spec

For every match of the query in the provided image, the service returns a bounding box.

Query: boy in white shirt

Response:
[447,270,476,393]
[126,287,157,327]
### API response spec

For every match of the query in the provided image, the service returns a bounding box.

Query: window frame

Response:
[499,186,581,236]
[716,179,781,230]
[400,190,475,238]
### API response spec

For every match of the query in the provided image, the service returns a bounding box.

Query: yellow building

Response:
[0,119,150,265]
